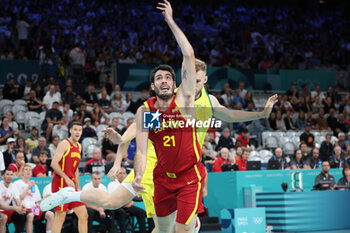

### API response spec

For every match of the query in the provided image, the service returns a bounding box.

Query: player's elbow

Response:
[50,161,56,170]
[182,47,195,58]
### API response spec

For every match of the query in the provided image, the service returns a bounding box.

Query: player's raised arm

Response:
[132,106,149,193]
[102,122,137,145]
[210,94,278,122]
[157,0,196,107]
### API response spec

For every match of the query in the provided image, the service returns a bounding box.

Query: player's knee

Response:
[82,212,89,221]
[176,221,195,233]
[46,211,54,221]
[1,214,8,223]
[157,221,172,233]
[26,213,34,221]
[54,211,66,222]
[77,210,89,221]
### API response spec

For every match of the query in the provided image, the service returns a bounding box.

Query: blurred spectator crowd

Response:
[1,0,350,76]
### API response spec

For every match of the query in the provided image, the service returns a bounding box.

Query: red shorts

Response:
[52,175,85,212]
[153,162,206,225]
[26,209,46,220]
[1,210,15,222]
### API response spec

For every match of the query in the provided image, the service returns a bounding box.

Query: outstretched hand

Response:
[157,0,173,23]
[102,128,122,145]
[132,175,145,193]
[107,165,120,182]
[262,94,278,118]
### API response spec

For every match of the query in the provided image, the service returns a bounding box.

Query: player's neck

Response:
[22,177,30,183]
[155,96,173,111]
[68,137,78,146]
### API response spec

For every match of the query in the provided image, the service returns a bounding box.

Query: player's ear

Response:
[204,76,208,84]
[173,81,176,88]
[151,83,155,91]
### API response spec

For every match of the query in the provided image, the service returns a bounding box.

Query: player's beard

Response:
[154,85,174,101]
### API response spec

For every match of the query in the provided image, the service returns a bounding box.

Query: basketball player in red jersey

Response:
[132,1,202,232]
[50,121,88,233]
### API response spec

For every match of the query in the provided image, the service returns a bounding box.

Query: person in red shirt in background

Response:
[259,55,274,69]
[235,128,253,152]
[8,151,25,177]
[212,147,232,172]
[235,149,250,171]
[235,147,243,159]
[33,151,49,177]
[84,147,107,174]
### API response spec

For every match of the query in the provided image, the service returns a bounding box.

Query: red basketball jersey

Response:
[54,139,81,179]
[145,95,202,174]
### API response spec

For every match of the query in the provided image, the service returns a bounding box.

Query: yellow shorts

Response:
[123,169,155,218]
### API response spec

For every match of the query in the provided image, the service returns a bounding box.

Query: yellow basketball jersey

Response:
[194,86,214,147]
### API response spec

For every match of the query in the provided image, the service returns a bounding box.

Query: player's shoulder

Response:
[58,139,70,149]
[137,105,147,114]
[59,138,69,145]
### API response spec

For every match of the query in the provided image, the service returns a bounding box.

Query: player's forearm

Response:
[133,151,146,178]
[30,105,41,109]
[114,141,130,167]
[51,162,70,180]
[0,203,17,211]
[75,170,81,190]
[214,108,264,123]
[166,19,194,57]
[120,123,136,144]
[19,186,30,200]
[86,204,100,211]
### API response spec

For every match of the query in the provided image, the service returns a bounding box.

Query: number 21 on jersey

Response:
[163,136,175,147]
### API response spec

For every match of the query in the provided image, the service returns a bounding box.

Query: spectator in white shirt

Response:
[82,172,117,233]
[311,84,325,102]
[221,87,234,109]
[48,135,60,158]
[111,92,128,113]
[238,81,247,99]
[69,43,85,66]
[43,84,61,110]
[16,15,30,45]
[14,165,54,233]
[0,169,26,232]
[5,111,19,132]
[60,103,73,126]
[42,183,52,198]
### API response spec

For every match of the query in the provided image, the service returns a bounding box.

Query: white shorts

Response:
[121,182,137,197]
